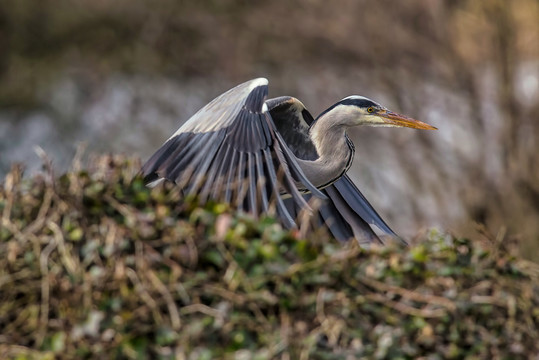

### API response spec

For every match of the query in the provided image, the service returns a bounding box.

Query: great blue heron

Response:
[142,78,436,245]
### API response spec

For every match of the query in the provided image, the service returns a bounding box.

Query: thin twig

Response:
[126,268,163,324]
[37,240,57,347]
[365,293,448,318]
[47,221,78,276]
[356,275,457,311]
[180,303,223,320]
[22,186,54,238]
[146,269,181,330]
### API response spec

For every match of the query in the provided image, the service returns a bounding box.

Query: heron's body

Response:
[142,78,436,244]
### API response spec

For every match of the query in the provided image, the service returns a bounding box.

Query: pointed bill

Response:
[379,110,437,130]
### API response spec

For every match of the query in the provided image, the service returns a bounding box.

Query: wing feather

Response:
[186,134,224,194]
[333,175,400,239]
[223,148,238,204]
[206,143,233,201]
[318,199,354,242]
[235,151,247,210]
[255,151,269,213]
[247,152,257,213]
[324,184,382,244]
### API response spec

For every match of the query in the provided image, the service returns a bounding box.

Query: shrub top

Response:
[1,155,538,359]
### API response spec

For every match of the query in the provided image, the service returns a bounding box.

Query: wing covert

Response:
[267,96,319,160]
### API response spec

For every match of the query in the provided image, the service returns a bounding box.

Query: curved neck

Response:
[296,113,354,189]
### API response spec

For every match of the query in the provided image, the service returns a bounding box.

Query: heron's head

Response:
[319,96,437,130]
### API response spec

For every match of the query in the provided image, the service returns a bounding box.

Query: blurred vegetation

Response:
[0,156,538,359]
[1,0,538,102]
[1,0,538,260]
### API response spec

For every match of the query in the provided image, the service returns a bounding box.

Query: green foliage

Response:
[1,156,538,359]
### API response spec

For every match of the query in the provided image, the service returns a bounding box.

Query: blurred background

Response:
[0,0,538,259]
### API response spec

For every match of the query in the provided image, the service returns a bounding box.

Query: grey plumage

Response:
[142,78,437,244]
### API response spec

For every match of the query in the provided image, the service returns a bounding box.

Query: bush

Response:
[1,156,538,359]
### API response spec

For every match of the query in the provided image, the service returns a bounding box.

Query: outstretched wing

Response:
[267,96,402,244]
[142,78,325,228]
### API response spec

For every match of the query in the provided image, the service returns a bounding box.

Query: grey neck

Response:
[295,114,354,189]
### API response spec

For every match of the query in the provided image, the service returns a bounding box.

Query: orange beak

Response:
[379,110,437,130]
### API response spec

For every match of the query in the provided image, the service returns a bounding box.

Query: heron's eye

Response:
[367,107,374,113]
